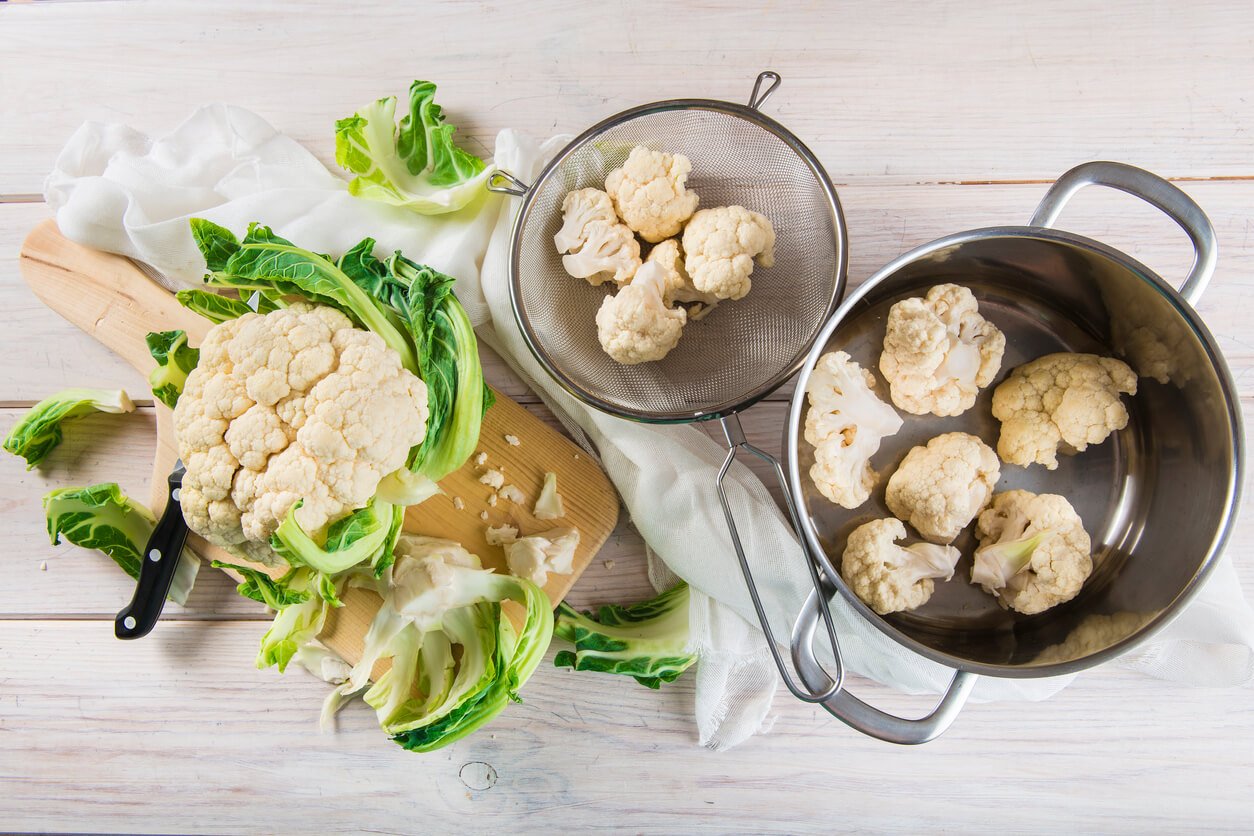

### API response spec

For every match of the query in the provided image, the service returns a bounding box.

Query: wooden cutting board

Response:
[19,220,620,669]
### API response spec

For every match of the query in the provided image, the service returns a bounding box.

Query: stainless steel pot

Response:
[785,162,1244,743]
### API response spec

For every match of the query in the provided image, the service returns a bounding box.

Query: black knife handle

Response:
[115,478,189,639]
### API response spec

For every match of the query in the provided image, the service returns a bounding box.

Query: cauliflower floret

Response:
[492,526,580,586]
[971,490,1093,615]
[561,220,641,286]
[1033,611,1154,664]
[595,261,687,364]
[604,146,700,243]
[884,432,1000,544]
[174,303,429,557]
[841,518,962,614]
[681,205,776,301]
[991,353,1138,470]
[804,351,903,509]
[554,188,619,254]
[879,283,1006,417]
[645,239,719,319]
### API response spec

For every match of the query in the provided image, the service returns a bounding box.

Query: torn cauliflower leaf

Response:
[991,352,1137,470]
[972,489,1093,615]
[681,205,775,301]
[884,432,1000,544]
[804,351,903,509]
[879,283,1006,417]
[604,146,700,243]
[841,518,962,614]
[596,261,687,364]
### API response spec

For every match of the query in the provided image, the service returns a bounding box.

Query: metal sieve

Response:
[488,72,848,701]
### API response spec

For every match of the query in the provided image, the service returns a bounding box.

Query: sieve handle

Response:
[487,170,531,197]
[715,413,844,703]
[792,588,977,744]
[747,71,782,111]
[1029,161,1217,306]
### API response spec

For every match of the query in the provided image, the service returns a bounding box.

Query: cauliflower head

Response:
[681,205,776,301]
[560,220,641,286]
[595,261,687,364]
[174,303,429,563]
[879,283,1006,417]
[841,517,962,614]
[991,352,1137,470]
[971,489,1093,615]
[804,351,903,509]
[604,146,700,243]
[645,239,719,318]
[554,187,619,255]
[884,432,1000,544]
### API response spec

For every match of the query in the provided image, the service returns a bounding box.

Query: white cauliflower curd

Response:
[991,352,1137,470]
[841,518,962,615]
[645,239,719,318]
[681,205,775,301]
[604,146,700,243]
[174,303,428,564]
[884,432,1000,544]
[971,490,1093,615]
[595,261,687,364]
[560,219,641,286]
[804,351,903,509]
[879,283,1005,417]
[553,188,619,255]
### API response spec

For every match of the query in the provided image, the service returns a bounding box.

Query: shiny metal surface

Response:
[787,163,1241,691]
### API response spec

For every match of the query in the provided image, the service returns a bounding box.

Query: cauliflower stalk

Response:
[879,283,1006,417]
[841,518,962,614]
[595,261,687,364]
[885,432,1000,544]
[604,146,700,243]
[174,302,429,566]
[971,490,1093,615]
[991,352,1137,470]
[804,352,903,509]
[682,205,776,300]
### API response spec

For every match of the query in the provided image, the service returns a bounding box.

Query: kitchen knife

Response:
[115,458,189,639]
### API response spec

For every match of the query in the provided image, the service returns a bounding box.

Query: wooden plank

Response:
[0,620,1251,833]
[3,1,1254,193]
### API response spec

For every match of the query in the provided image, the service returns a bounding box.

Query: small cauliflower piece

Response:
[971,490,1093,615]
[491,526,581,586]
[561,220,641,286]
[604,146,700,243]
[879,283,1006,417]
[534,471,564,520]
[841,518,962,615]
[596,261,687,364]
[504,434,521,447]
[681,205,776,301]
[885,432,1000,544]
[499,484,525,505]
[804,351,903,509]
[175,303,428,558]
[554,188,619,254]
[645,239,719,318]
[991,353,1137,470]
[478,468,505,490]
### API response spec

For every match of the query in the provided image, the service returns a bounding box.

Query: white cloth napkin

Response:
[45,105,1254,749]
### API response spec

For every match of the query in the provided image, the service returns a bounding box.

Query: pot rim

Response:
[785,224,1245,679]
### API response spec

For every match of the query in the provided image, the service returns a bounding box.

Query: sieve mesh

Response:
[510,102,844,421]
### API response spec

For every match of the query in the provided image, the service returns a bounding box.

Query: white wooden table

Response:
[2,2,1253,832]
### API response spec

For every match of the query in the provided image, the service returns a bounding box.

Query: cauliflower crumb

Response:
[499,484,526,505]
[604,146,700,243]
[484,524,520,546]
[478,468,505,490]
[885,432,1001,544]
[992,352,1137,470]
[841,518,962,614]
[504,434,521,447]
[40,561,48,572]
[879,284,1006,417]
[488,493,498,507]
[681,205,775,300]
[533,471,564,520]
[474,452,487,466]
[451,496,465,511]
[596,261,687,364]
[479,510,489,521]
[603,559,616,570]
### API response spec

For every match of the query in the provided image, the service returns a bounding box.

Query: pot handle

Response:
[1029,161,1217,306]
[792,588,977,744]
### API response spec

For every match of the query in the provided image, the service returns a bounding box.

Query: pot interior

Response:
[798,231,1240,673]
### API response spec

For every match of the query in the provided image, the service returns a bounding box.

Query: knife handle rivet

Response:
[171,488,181,502]
[148,549,162,562]
[123,616,136,630]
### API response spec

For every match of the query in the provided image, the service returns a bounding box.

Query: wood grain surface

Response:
[1,2,1252,834]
